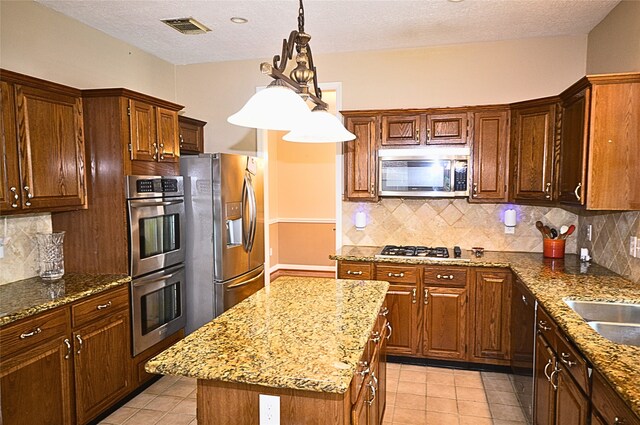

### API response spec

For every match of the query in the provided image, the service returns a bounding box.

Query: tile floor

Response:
[99,363,528,425]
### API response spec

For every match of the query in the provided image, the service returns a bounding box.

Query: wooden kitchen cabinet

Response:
[534,333,557,425]
[129,99,180,165]
[510,99,558,203]
[178,115,206,154]
[426,112,470,145]
[592,370,640,425]
[0,70,87,215]
[471,269,511,364]
[338,261,373,280]
[422,286,467,360]
[343,114,379,201]
[558,84,589,205]
[555,368,589,425]
[381,113,423,146]
[471,109,510,202]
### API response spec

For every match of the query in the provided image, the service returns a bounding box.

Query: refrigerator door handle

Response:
[247,175,258,253]
[241,174,251,252]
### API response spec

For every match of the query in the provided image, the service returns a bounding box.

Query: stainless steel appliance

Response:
[375,245,469,261]
[511,277,536,424]
[180,153,265,334]
[378,147,470,197]
[126,175,187,355]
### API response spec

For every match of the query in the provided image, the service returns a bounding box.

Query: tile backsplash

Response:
[0,213,52,285]
[343,199,579,254]
[578,211,640,283]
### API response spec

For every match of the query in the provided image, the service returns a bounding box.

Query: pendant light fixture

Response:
[227,0,355,143]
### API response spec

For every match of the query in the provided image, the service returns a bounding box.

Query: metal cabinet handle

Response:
[415,129,420,141]
[424,289,429,305]
[358,361,370,377]
[544,359,553,380]
[388,272,404,278]
[574,182,582,201]
[179,134,184,147]
[96,301,112,310]
[560,352,576,367]
[411,288,417,303]
[380,307,389,317]
[370,331,381,343]
[549,365,560,391]
[23,186,33,206]
[614,417,625,424]
[521,295,528,306]
[436,274,454,280]
[385,322,392,340]
[75,334,83,354]
[370,182,374,195]
[159,142,165,160]
[152,142,158,160]
[472,183,478,197]
[366,373,377,406]
[545,182,552,199]
[19,327,42,339]
[9,187,19,208]
[538,320,551,331]
[64,338,71,359]
[426,128,431,142]
[346,270,363,276]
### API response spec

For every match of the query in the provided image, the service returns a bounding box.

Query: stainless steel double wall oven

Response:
[126,176,186,356]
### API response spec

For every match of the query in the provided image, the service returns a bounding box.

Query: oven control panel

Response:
[126,175,184,199]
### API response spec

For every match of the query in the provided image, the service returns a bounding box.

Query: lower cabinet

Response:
[422,286,467,360]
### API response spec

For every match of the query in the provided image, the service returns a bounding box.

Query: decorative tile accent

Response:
[0,214,52,285]
[343,199,579,254]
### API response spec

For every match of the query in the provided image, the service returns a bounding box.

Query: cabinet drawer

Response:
[72,286,129,328]
[337,261,372,279]
[536,306,557,346]
[0,307,69,357]
[554,330,589,395]
[375,265,418,284]
[592,371,640,425]
[423,266,467,286]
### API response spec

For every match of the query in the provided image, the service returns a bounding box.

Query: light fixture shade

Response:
[227,81,311,131]
[283,108,356,143]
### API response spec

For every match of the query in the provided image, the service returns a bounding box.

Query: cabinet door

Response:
[0,337,73,425]
[471,110,510,202]
[377,317,388,425]
[178,116,206,154]
[422,286,467,360]
[73,310,131,424]
[344,115,378,201]
[472,270,511,362]
[14,84,86,211]
[381,114,423,146]
[351,375,370,425]
[0,81,20,212]
[129,99,158,162]
[156,107,180,163]
[534,334,556,425]
[385,285,420,356]
[558,89,589,205]
[426,112,469,145]
[511,103,556,202]
[555,371,588,425]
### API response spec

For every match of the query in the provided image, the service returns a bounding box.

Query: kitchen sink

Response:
[564,299,640,324]
[587,322,640,347]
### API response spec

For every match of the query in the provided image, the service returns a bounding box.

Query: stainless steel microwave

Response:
[378,147,470,197]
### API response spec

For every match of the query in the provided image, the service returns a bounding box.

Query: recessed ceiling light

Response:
[230,17,248,24]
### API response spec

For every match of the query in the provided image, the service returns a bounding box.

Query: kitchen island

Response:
[146,276,390,425]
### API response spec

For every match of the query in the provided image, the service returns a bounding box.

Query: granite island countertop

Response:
[0,273,131,327]
[332,246,640,418]
[146,276,389,394]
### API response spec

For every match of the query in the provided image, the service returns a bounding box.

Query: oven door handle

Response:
[129,199,184,208]
[133,270,182,287]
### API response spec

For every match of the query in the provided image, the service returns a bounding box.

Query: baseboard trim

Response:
[269,264,336,281]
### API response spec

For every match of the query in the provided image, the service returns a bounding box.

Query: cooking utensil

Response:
[535,221,548,238]
[560,225,569,235]
[550,228,558,239]
[543,225,553,239]
[560,224,576,239]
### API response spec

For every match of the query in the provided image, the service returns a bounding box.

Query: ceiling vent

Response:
[162,18,211,35]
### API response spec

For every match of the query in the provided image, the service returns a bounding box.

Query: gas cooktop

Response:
[375,245,469,261]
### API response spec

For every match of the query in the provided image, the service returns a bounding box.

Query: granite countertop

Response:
[332,246,640,418]
[0,273,131,327]
[146,276,389,394]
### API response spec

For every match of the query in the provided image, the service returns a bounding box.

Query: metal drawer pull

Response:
[538,320,551,331]
[424,289,429,305]
[346,270,363,275]
[436,274,454,279]
[96,301,112,310]
[560,352,576,367]
[411,288,417,303]
[19,327,42,339]
[370,331,381,343]
[76,334,83,354]
[521,295,528,305]
[23,186,33,206]
[388,272,405,278]
[614,417,624,424]
[385,322,392,339]
[366,373,377,405]
[380,307,389,317]
[64,338,71,359]
[358,361,370,377]
[10,187,19,208]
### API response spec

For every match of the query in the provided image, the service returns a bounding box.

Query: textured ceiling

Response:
[36,0,620,65]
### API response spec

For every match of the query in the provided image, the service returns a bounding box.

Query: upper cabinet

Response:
[1,70,87,215]
[426,112,470,145]
[128,99,180,165]
[178,115,207,155]
[559,74,640,210]
[380,111,470,146]
[510,99,558,203]
[381,114,423,146]
[471,109,510,202]
[343,113,379,202]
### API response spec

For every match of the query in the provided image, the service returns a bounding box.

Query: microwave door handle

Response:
[129,199,184,208]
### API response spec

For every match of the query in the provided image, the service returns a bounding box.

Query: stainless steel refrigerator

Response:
[180,153,265,333]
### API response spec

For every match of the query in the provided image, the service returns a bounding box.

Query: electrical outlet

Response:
[586,225,592,242]
[259,394,280,425]
[630,237,638,257]
[504,226,515,235]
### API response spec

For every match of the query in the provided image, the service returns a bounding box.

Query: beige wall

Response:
[176,35,588,155]
[587,0,640,74]
[0,1,176,100]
